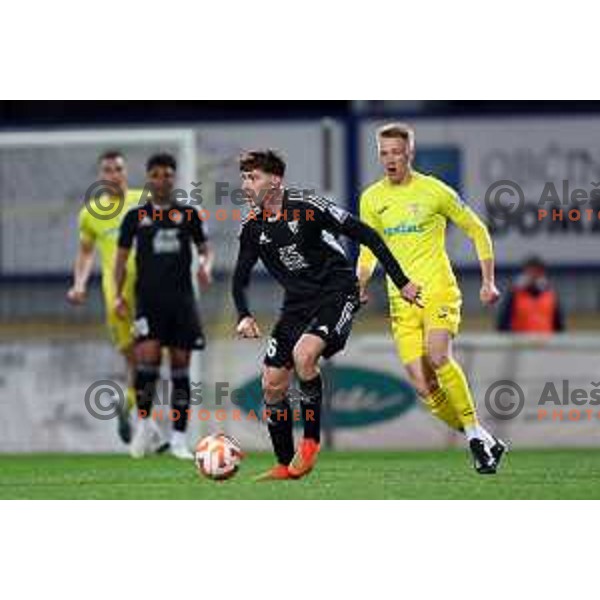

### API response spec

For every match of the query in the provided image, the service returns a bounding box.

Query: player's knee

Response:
[262,373,289,404]
[292,346,319,380]
[427,350,450,370]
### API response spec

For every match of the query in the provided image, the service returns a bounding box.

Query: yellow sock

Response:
[127,386,137,413]
[423,387,463,431]
[435,359,477,429]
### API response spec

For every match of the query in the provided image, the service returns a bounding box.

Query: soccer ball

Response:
[194,433,244,481]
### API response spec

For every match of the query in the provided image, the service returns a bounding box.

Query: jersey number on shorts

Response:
[134,317,150,337]
[266,337,278,358]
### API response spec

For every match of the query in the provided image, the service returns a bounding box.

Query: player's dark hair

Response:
[98,149,125,164]
[146,152,177,172]
[239,150,286,177]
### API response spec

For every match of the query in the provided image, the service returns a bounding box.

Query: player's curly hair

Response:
[239,149,286,177]
[146,152,177,172]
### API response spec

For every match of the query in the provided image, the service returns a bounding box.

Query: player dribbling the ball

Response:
[232,150,421,480]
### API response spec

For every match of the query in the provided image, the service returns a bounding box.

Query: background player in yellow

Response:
[358,123,507,474]
[66,151,140,445]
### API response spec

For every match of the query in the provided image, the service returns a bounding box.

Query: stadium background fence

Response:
[1,114,600,451]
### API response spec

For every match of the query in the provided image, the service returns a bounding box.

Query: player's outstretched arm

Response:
[312,200,422,306]
[66,239,95,305]
[441,190,500,306]
[232,226,260,337]
[343,217,422,306]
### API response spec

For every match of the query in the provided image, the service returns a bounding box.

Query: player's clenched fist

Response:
[66,286,87,305]
[113,296,129,320]
[480,281,500,306]
[401,281,424,307]
[236,316,261,338]
[197,264,212,291]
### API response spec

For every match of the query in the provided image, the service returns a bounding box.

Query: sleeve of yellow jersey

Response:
[437,180,494,262]
[357,190,381,277]
[78,205,96,246]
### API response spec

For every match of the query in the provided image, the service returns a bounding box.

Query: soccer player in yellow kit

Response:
[67,151,141,444]
[358,123,507,474]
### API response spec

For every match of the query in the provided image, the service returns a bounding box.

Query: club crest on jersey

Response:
[259,232,272,245]
[140,215,153,227]
[287,220,299,235]
[407,203,421,218]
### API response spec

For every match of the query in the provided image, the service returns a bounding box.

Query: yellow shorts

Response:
[104,290,135,353]
[389,291,462,364]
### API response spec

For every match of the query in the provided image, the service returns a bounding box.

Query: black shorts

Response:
[134,294,205,350]
[264,289,360,369]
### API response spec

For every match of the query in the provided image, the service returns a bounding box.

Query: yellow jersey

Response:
[358,171,493,301]
[78,189,142,298]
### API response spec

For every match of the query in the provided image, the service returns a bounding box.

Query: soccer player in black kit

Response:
[114,153,213,459]
[232,150,421,480]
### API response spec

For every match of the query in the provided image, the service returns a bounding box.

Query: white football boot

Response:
[129,418,160,459]
[170,430,194,460]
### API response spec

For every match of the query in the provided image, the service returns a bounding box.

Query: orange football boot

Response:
[254,464,291,482]
[288,438,320,479]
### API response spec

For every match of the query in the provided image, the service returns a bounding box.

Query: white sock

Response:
[464,424,495,448]
[478,426,496,449]
[171,430,187,447]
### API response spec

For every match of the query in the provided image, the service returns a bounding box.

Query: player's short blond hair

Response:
[376,122,415,151]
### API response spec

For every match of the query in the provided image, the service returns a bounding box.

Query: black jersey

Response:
[232,190,410,319]
[118,202,207,299]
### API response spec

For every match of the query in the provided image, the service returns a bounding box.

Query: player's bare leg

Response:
[130,339,162,458]
[287,334,325,479]
[255,366,294,481]
[167,347,194,459]
[427,329,506,473]
[403,357,463,432]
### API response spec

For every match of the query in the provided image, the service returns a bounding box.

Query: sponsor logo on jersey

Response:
[383,222,424,235]
[278,244,309,270]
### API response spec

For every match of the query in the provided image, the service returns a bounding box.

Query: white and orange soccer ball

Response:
[194,433,244,481]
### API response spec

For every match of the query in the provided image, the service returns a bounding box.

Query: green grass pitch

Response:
[1,449,600,499]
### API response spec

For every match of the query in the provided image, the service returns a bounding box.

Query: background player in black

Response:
[115,153,213,459]
[232,150,421,480]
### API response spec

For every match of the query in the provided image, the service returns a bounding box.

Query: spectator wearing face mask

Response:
[497,256,565,334]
